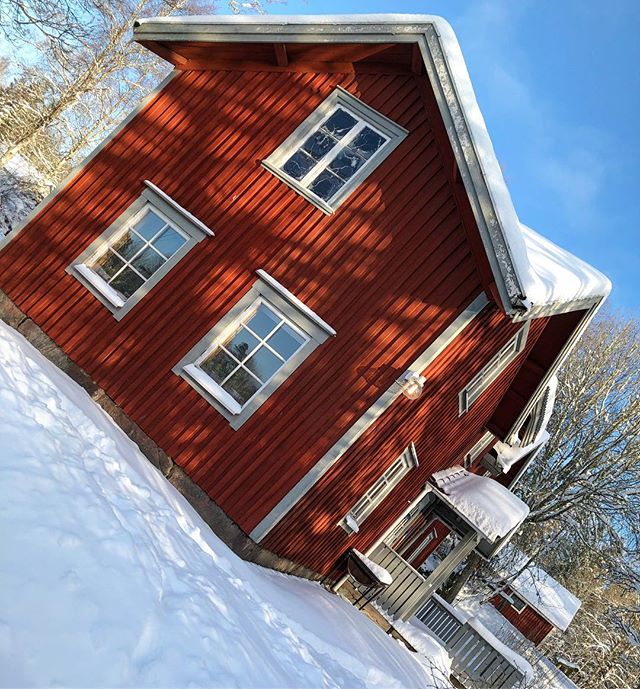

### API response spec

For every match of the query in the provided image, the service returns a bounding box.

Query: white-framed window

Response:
[340,444,419,534]
[463,430,495,469]
[459,322,530,415]
[263,87,408,213]
[68,180,214,320]
[497,588,527,614]
[188,298,309,414]
[83,206,188,304]
[174,270,335,429]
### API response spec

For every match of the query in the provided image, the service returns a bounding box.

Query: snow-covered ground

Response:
[0,321,451,689]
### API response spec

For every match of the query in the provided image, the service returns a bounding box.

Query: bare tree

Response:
[0,0,267,177]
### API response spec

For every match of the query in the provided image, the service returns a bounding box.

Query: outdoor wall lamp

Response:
[398,370,427,400]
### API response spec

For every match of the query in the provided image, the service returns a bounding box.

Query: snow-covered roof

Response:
[500,552,581,632]
[431,466,530,542]
[134,14,611,318]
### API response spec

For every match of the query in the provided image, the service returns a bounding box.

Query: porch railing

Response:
[367,542,432,620]
[416,597,526,689]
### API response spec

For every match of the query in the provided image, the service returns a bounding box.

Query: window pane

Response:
[321,108,358,139]
[245,346,282,383]
[131,246,165,279]
[302,130,337,160]
[349,127,386,159]
[111,230,145,261]
[223,368,261,406]
[93,250,124,281]
[328,149,365,181]
[224,327,259,362]
[110,267,145,299]
[282,150,316,180]
[268,324,305,360]
[134,210,165,240]
[200,348,237,384]
[246,304,280,339]
[309,169,345,201]
[152,227,186,258]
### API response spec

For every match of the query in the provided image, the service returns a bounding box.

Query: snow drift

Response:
[0,322,450,689]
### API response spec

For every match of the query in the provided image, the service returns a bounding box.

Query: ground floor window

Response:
[174,270,335,429]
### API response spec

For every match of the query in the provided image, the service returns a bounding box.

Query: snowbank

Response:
[0,322,449,689]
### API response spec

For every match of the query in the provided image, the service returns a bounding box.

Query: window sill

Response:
[73,264,125,308]
[182,364,242,415]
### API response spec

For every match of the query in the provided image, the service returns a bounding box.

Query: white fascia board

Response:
[132,15,611,317]
[255,269,336,337]
[144,180,214,237]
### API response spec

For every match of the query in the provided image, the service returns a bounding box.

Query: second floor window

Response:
[263,87,407,213]
[459,323,530,414]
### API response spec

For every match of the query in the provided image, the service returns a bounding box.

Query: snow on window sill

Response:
[182,364,242,415]
[74,264,125,308]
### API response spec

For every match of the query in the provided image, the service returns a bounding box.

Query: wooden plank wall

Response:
[0,67,491,535]
[490,593,555,646]
[263,307,549,573]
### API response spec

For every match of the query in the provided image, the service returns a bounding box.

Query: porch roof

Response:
[431,467,529,542]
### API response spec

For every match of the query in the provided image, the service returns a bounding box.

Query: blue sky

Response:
[269,0,639,312]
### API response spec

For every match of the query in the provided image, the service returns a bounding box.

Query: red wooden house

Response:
[0,15,610,611]
[490,555,582,646]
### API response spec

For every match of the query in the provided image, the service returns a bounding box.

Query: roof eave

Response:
[132,15,532,316]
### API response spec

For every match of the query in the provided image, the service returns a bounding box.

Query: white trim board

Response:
[250,291,489,542]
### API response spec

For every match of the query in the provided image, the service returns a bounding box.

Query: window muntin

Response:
[341,445,418,533]
[88,206,187,301]
[263,87,408,213]
[193,299,309,410]
[280,107,389,204]
[459,324,529,414]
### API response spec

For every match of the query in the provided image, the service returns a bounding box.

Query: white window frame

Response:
[67,180,214,320]
[463,430,495,469]
[340,444,419,534]
[263,87,408,214]
[459,322,531,415]
[174,270,335,430]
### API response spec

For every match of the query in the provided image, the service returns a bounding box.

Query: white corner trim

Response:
[73,264,125,308]
[183,364,242,415]
[249,291,489,543]
[255,269,336,336]
[144,180,214,237]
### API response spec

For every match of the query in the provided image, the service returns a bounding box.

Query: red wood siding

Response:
[490,592,555,646]
[263,307,549,574]
[0,68,490,534]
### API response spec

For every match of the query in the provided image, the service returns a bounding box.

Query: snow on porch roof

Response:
[500,550,582,631]
[133,14,611,318]
[431,466,530,543]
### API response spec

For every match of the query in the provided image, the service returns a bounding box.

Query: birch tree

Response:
[0,0,266,179]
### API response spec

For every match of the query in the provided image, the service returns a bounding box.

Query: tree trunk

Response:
[440,551,482,603]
